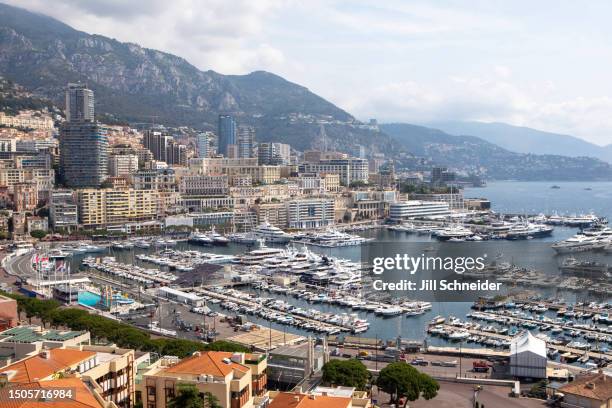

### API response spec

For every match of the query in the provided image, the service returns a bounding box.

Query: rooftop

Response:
[559,372,612,401]
[0,348,96,383]
[4,377,104,408]
[162,351,249,377]
[269,392,352,408]
[0,326,87,344]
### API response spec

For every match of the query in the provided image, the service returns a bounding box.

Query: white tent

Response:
[510,331,547,378]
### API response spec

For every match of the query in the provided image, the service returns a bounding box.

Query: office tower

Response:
[218,114,237,156]
[197,132,212,158]
[60,84,108,188]
[237,125,256,158]
[65,83,94,122]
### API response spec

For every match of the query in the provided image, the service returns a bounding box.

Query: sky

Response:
[8,0,612,146]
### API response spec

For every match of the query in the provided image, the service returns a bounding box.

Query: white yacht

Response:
[253,221,293,243]
[436,225,473,241]
[188,232,214,246]
[552,234,601,253]
[506,223,553,239]
[207,226,229,246]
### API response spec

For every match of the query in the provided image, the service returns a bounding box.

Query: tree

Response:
[321,359,371,390]
[376,362,439,406]
[30,230,47,239]
[167,384,203,408]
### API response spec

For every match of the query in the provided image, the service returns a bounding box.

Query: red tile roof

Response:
[269,392,351,408]
[0,349,96,383]
[163,351,249,377]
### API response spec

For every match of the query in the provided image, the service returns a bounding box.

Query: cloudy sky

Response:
[9,0,612,145]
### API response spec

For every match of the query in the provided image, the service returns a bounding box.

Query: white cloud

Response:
[5,0,287,74]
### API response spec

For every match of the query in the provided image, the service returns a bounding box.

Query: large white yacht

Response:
[435,225,473,241]
[253,221,294,243]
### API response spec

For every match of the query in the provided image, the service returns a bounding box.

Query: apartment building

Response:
[0,343,138,408]
[138,351,267,408]
[131,169,177,192]
[77,188,159,228]
[0,325,90,367]
[49,189,78,231]
[179,174,229,196]
[0,111,55,131]
[109,154,139,177]
[287,198,335,229]
[189,158,282,185]
[299,158,368,185]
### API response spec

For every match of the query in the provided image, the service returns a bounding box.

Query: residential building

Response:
[60,84,108,188]
[288,198,335,229]
[132,169,177,192]
[190,158,281,185]
[0,138,16,152]
[179,174,229,196]
[197,131,213,158]
[109,154,139,177]
[237,125,256,158]
[258,142,290,165]
[49,189,78,230]
[60,121,109,188]
[557,372,612,408]
[138,351,267,408]
[254,202,288,228]
[0,344,138,408]
[0,325,90,365]
[6,377,111,408]
[66,83,95,122]
[218,115,237,157]
[77,188,159,228]
[12,182,38,211]
[179,196,234,212]
[0,111,54,131]
[300,158,368,186]
[143,131,187,166]
[267,391,353,408]
[26,216,48,232]
[267,341,325,390]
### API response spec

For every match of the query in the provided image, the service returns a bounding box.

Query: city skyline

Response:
[6,0,612,146]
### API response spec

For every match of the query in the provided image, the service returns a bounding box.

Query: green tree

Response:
[321,359,371,390]
[167,384,203,408]
[30,230,47,239]
[376,362,439,406]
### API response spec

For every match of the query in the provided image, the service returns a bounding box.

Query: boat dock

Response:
[438,325,612,362]
[194,287,351,333]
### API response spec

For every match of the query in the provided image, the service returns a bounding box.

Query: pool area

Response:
[78,290,135,308]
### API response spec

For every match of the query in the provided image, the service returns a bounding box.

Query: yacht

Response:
[228,232,259,245]
[207,227,229,246]
[552,234,600,253]
[188,232,214,246]
[506,223,553,240]
[253,221,294,243]
[436,225,473,241]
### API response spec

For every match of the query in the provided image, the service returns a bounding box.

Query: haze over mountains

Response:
[428,121,612,163]
[0,2,610,180]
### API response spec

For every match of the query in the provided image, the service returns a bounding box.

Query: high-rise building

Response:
[237,125,256,158]
[60,121,109,188]
[60,84,108,188]
[65,83,94,122]
[258,142,290,165]
[218,115,236,157]
[196,132,212,158]
[49,189,78,231]
[143,130,187,166]
[109,154,139,177]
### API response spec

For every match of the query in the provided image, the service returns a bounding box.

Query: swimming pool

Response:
[78,290,135,308]
[78,291,101,307]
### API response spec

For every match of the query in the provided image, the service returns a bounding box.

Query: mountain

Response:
[382,123,612,181]
[0,3,396,154]
[427,120,612,163]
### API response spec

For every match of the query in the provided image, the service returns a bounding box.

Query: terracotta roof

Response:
[269,392,352,408]
[559,373,612,401]
[0,377,104,408]
[163,351,249,377]
[0,349,96,383]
